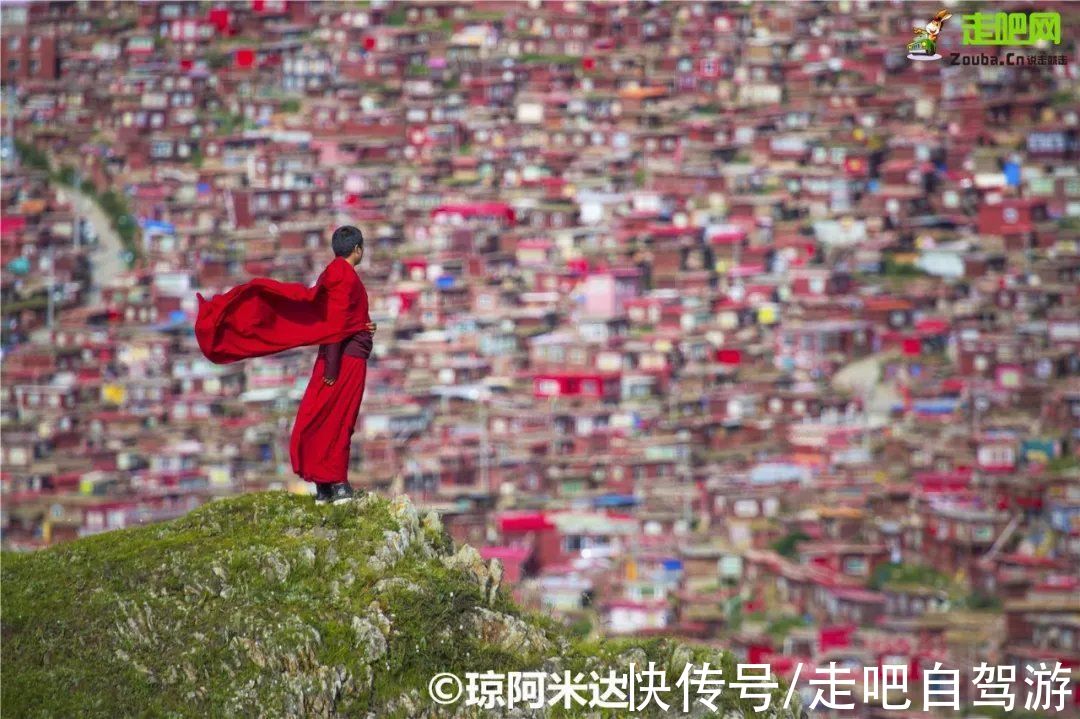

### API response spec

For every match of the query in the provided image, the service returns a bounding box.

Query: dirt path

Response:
[58,186,129,305]
[26,187,129,343]
[831,353,904,422]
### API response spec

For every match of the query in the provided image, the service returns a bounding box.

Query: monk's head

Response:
[332,225,364,265]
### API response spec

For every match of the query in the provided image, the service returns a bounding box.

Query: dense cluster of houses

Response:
[2,1,1078,713]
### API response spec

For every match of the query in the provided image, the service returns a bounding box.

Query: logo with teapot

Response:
[907,9,952,61]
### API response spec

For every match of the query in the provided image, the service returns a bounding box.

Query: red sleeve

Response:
[322,338,345,381]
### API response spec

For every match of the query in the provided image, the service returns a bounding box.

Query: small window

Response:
[843,557,868,575]
[536,379,560,396]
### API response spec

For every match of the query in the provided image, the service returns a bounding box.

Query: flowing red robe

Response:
[194,257,372,484]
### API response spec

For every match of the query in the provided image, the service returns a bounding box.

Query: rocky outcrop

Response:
[2,491,806,718]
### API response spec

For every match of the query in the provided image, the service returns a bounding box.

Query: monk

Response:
[195,225,376,504]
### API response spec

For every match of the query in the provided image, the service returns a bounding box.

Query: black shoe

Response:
[314,483,334,505]
[328,481,355,505]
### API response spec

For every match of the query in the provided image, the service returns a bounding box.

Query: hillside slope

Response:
[2,492,805,718]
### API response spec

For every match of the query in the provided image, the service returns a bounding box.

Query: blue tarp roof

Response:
[1003,161,1021,187]
[912,398,959,415]
[592,494,638,508]
[139,219,176,235]
[750,463,808,484]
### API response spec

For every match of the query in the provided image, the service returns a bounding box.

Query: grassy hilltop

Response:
[2,492,804,718]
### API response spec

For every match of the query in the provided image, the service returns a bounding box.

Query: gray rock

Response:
[373,577,422,594]
[260,549,291,583]
[299,546,316,567]
[351,612,388,662]
[442,545,504,604]
[468,607,553,656]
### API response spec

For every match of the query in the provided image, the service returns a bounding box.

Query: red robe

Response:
[288,345,369,484]
[195,257,371,363]
[194,257,372,484]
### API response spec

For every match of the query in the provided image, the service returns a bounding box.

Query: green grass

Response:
[1047,454,1079,473]
[13,138,50,172]
[2,492,802,717]
[466,10,505,22]
[963,592,1003,611]
[765,614,810,641]
[518,53,580,65]
[771,530,810,559]
[868,562,956,593]
[1,294,49,314]
[880,256,927,278]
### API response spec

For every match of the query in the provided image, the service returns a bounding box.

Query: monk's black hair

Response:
[331,225,364,257]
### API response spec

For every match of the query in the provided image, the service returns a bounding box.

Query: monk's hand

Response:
[365,322,377,333]
[322,376,336,386]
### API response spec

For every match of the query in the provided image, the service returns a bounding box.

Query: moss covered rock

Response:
[2,492,805,718]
